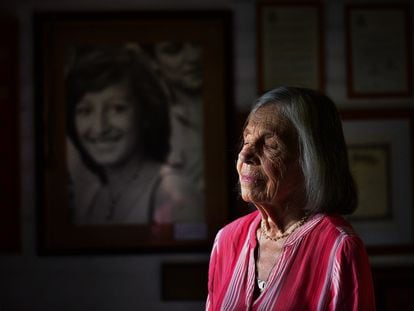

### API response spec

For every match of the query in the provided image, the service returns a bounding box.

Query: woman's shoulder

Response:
[319,215,370,263]
[299,214,368,263]
[215,211,259,245]
[319,214,357,236]
[311,214,364,246]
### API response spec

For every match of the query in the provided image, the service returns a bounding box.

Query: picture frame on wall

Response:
[34,11,232,253]
[345,4,413,98]
[257,2,324,93]
[347,144,392,221]
[341,110,414,254]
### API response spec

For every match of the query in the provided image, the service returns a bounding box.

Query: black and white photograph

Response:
[66,43,205,226]
[34,11,231,252]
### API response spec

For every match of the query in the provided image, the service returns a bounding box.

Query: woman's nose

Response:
[238,146,258,165]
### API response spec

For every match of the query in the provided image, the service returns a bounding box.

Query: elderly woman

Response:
[66,45,204,225]
[207,87,375,310]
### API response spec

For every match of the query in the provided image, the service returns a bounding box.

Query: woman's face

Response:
[236,105,302,205]
[153,42,202,93]
[74,82,138,168]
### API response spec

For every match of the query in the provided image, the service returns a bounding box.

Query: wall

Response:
[1,0,414,310]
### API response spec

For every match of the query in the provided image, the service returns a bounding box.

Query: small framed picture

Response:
[257,2,324,93]
[34,11,232,253]
[346,4,412,98]
[342,110,414,253]
[347,144,391,221]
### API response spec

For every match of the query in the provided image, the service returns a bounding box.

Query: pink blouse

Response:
[207,211,375,310]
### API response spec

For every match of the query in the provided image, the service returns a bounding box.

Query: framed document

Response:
[257,2,324,93]
[347,144,391,221]
[34,11,232,253]
[342,110,414,253]
[346,5,412,98]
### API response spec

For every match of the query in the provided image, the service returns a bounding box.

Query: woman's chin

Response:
[240,191,267,205]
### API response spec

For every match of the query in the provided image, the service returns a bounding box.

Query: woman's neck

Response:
[256,201,306,235]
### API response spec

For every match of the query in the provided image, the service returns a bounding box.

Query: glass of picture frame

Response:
[34,11,233,254]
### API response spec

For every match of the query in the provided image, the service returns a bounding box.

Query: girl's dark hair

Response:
[66,45,170,182]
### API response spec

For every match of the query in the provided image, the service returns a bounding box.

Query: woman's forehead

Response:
[246,105,291,133]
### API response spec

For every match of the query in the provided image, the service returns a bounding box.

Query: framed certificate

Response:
[346,5,412,98]
[257,2,324,93]
[347,144,391,221]
[342,110,414,254]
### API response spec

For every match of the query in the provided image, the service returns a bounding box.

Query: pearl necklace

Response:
[260,214,309,242]
[256,214,309,292]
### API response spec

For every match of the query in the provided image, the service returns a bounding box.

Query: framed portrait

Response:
[34,11,232,253]
[341,110,414,253]
[345,4,412,98]
[257,2,324,93]
[0,14,20,253]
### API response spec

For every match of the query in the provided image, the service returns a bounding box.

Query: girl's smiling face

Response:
[74,82,139,168]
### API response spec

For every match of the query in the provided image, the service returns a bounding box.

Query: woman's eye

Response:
[265,142,277,148]
[264,137,278,148]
